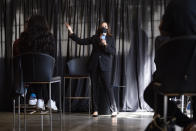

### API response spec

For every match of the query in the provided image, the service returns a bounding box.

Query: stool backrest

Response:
[16,52,55,82]
[67,57,89,76]
[155,36,196,93]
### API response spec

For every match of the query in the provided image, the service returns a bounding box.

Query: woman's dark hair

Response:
[18,15,55,57]
[96,21,112,36]
[27,15,49,32]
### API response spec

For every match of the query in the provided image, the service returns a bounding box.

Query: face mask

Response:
[100,27,107,34]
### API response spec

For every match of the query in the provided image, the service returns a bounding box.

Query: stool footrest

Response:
[65,97,90,99]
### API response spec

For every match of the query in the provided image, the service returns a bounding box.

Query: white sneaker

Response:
[46,99,58,111]
[29,93,37,106]
[111,112,117,117]
[29,98,37,106]
[92,111,98,117]
[36,99,45,110]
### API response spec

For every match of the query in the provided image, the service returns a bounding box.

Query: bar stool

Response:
[63,58,91,115]
[13,53,62,131]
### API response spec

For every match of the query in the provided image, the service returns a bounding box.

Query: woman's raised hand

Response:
[65,23,73,34]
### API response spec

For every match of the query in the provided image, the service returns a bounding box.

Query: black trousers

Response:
[144,81,195,127]
[90,67,117,113]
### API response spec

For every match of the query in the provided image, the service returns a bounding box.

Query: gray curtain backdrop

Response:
[0,0,170,111]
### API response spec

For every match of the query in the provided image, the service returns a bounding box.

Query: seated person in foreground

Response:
[144,0,196,130]
[13,15,57,111]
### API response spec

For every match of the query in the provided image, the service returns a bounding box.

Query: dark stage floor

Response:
[0,111,182,131]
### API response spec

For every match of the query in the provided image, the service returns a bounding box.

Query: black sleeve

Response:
[50,36,56,58]
[69,33,95,45]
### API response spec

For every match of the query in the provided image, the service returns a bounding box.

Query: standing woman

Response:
[65,22,117,117]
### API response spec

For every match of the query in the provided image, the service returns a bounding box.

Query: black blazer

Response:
[154,36,196,93]
[69,33,116,72]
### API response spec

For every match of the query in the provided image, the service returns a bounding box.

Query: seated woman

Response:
[13,15,57,111]
[144,0,196,130]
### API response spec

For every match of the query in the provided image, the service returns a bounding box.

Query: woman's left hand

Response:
[65,23,73,34]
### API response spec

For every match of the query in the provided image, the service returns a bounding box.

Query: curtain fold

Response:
[0,0,169,111]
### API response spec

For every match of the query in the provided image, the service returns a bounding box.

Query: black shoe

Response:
[183,122,196,131]
[145,114,176,131]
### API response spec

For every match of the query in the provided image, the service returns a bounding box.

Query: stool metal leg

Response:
[88,77,91,116]
[59,81,62,113]
[49,83,52,131]
[181,95,185,113]
[59,81,62,131]
[41,115,43,131]
[63,78,65,114]
[164,95,168,130]
[24,89,27,131]
[13,99,15,131]
[18,96,21,131]
[117,86,120,113]
[69,79,72,113]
